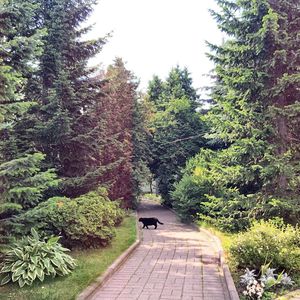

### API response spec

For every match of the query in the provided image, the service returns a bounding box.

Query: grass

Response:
[0,216,136,300]
[197,221,236,255]
[142,193,162,203]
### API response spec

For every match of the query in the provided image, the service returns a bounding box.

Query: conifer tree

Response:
[98,58,138,207]
[0,0,45,161]
[173,0,300,228]
[147,66,206,205]
[31,0,107,197]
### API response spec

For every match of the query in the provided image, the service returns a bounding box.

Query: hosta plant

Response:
[0,228,76,287]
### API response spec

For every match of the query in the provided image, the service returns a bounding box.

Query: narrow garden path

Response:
[89,199,232,300]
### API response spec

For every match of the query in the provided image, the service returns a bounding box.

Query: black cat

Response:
[139,217,164,229]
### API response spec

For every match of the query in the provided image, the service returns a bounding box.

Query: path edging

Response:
[76,213,141,300]
[199,227,240,300]
[165,205,240,300]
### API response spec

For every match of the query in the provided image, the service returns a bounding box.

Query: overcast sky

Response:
[88,0,223,94]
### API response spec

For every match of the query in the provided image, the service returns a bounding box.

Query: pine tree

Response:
[0,153,60,210]
[0,153,60,243]
[206,0,300,223]
[0,0,62,243]
[261,0,300,221]
[147,66,206,205]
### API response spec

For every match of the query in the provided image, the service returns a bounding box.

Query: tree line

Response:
[148,0,300,231]
[0,0,147,244]
[1,0,299,244]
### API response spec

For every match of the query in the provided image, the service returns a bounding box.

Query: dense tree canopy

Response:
[172,0,300,229]
[147,66,207,206]
[0,0,144,246]
[1,0,299,263]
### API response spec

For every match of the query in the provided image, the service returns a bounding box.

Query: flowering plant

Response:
[240,264,294,299]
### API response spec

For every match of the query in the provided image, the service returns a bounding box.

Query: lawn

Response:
[0,216,136,300]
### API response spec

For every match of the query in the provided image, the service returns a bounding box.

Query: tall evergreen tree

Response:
[0,0,59,243]
[98,58,138,207]
[173,0,300,228]
[0,0,45,161]
[31,0,107,197]
[147,66,206,205]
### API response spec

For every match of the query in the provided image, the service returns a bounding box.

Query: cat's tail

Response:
[157,220,164,225]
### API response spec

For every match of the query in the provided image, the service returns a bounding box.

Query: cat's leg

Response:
[154,223,157,229]
[143,224,146,228]
[146,225,149,229]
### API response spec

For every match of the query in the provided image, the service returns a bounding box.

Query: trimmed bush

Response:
[230,220,300,273]
[13,188,125,248]
[0,228,76,287]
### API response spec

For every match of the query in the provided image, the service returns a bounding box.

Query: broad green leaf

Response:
[18,277,25,288]
[0,274,11,285]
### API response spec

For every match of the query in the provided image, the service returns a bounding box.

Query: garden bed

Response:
[0,216,136,300]
[198,221,300,300]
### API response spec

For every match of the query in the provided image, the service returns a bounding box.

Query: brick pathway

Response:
[90,199,231,300]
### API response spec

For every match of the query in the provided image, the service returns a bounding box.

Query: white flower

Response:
[241,268,256,285]
[280,273,294,286]
[265,268,276,278]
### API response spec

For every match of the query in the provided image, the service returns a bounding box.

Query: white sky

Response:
[88,0,223,95]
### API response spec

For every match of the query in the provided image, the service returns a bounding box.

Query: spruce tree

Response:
[147,66,206,205]
[172,0,300,228]
[0,0,45,161]
[98,58,138,207]
[31,0,107,197]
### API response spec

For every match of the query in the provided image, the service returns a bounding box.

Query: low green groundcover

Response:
[0,216,136,300]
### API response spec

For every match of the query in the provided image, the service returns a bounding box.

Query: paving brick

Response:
[89,199,231,300]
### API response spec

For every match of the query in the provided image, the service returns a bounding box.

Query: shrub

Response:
[13,188,125,248]
[230,220,300,273]
[0,228,76,287]
[172,150,254,231]
[172,174,212,222]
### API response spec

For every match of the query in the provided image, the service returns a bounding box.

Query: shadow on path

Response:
[90,199,231,300]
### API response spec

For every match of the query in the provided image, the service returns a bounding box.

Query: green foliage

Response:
[172,149,252,230]
[0,216,136,300]
[0,153,60,245]
[0,228,76,287]
[143,193,162,202]
[148,66,206,205]
[230,220,300,273]
[27,0,111,199]
[173,0,300,227]
[0,0,46,162]
[0,153,60,209]
[14,188,125,249]
[132,97,153,204]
